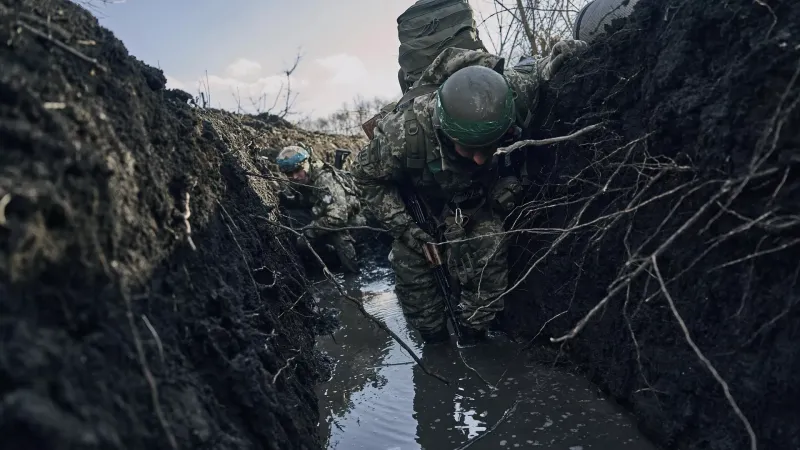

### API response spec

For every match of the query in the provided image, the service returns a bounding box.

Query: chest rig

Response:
[400,103,489,223]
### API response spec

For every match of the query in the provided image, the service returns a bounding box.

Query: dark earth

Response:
[1,0,798,450]
[504,0,800,449]
[1,0,327,448]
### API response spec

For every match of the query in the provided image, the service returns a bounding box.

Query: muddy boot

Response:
[456,326,487,348]
[336,241,359,273]
[330,233,359,273]
[419,327,450,344]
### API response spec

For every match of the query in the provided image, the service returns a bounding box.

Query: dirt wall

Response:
[506,1,800,449]
[0,1,334,448]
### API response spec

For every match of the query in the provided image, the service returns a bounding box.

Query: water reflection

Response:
[315,265,659,450]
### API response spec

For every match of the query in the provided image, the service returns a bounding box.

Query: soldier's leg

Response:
[447,215,508,341]
[328,231,359,273]
[388,239,449,343]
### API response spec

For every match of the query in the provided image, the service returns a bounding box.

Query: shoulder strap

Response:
[395,83,440,110]
[402,107,427,171]
[515,96,533,128]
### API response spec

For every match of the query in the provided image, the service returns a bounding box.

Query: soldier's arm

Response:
[350,122,417,240]
[308,172,349,234]
[506,56,544,118]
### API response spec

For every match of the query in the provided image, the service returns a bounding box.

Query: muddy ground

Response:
[505,0,800,449]
[0,0,366,448]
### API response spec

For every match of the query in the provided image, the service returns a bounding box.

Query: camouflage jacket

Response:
[351,48,544,239]
[305,161,363,234]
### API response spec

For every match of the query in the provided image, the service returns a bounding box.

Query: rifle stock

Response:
[399,185,462,338]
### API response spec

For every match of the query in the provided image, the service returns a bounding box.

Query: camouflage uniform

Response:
[351,48,544,334]
[281,160,366,271]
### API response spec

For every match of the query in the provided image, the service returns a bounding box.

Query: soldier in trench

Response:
[351,42,587,346]
[275,145,366,273]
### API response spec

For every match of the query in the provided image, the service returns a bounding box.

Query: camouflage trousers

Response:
[388,213,508,333]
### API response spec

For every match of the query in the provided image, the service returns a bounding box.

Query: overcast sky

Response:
[90,0,500,120]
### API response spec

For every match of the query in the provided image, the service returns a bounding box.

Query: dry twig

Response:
[496,122,604,153]
[15,20,108,72]
[265,219,449,384]
[218,201,262,301]
[121,291,177,449]
[272,349,301,384]
[141,314,165,365]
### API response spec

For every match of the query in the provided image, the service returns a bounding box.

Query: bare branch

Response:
[652,256,757,450]
[264,218,450,385]
[497,122,604,153]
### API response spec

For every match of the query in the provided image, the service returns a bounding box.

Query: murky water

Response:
[314,264,659,450]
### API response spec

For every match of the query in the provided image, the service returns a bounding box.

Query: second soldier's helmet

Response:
[276,146,310,173]
[434,65,516,148]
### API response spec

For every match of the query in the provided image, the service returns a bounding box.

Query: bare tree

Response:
[247,50,303,118]
[295,95,391,135]
[193,51,304,118]
[477,0,590,62]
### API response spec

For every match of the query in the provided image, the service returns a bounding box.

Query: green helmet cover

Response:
[435,66,516,148]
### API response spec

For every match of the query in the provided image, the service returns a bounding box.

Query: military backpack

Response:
[397,0,485,93]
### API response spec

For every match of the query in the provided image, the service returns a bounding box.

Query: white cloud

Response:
[315,54,370,85]
[225,58,262,78]
[165,74,186,90]
[187,71,310,112]
[206,74,285,95]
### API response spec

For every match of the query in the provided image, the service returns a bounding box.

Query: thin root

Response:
[652,256,757,450]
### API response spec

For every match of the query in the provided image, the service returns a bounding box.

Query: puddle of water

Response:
[314,264,659,450]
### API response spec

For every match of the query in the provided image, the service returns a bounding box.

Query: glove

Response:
[295,234,309,250]
[399,225,435,258]
[540,39,588,81]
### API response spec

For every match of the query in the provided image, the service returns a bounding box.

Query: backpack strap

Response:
[395,83,440,110]
[403,107,427,171]
[515,95,533,128]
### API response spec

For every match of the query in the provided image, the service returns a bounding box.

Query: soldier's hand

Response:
[278,190,294,203]
[400,226,438,264]
[541,39,588,81]
[294,234,308,250]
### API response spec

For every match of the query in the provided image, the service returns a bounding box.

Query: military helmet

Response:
[434,65,516,148]
[276,146,310,172]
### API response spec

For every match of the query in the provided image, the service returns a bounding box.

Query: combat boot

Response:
[419,327,450,344]
[336,241,359,273]
[456,326,487,348]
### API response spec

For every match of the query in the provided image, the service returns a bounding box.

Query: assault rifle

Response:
[399,185,462,338]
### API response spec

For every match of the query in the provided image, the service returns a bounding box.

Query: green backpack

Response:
[397,0,486,93]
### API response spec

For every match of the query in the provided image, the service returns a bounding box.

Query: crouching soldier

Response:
[351,41,587,346]
[276,145,365,273]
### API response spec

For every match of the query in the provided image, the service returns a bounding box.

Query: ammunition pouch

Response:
[490,176,523,214]
[448,185,486,215]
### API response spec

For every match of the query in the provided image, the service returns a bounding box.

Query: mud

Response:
[506,0,800,449]
[0,0,341,448]
[315,264,658,450]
